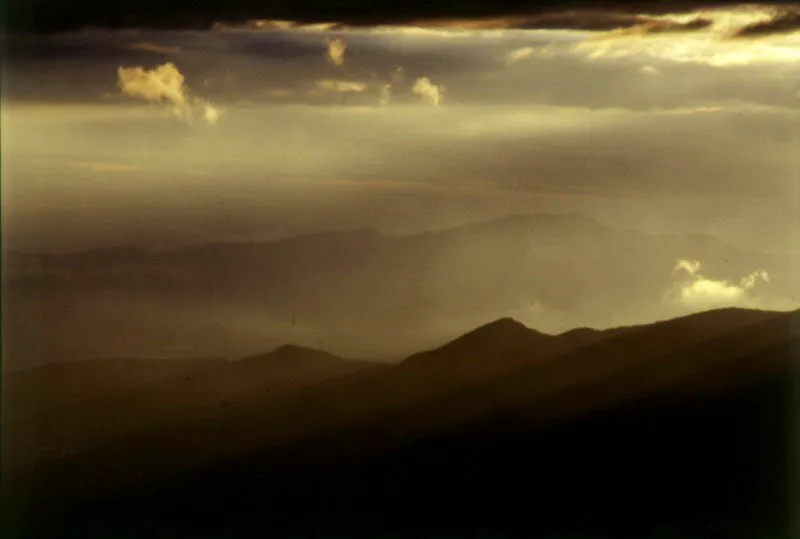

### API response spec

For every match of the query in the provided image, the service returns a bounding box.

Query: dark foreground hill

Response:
[6,307,800,538]
[3,346,381,484]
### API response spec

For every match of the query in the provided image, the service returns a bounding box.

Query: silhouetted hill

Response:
[12,307,798,538]
[3,345,381,484]
[401,317,550,373]
[9,307,795,539]
[244,343,352,366]
[4,356,226,407]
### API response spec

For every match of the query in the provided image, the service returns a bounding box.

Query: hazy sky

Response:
[3,3,799,253]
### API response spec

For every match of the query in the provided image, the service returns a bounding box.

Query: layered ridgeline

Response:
[6,214,799,368]
[5,306,800,537]
[4,344,382,477]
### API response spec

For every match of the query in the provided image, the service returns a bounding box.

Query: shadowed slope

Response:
[10,307,790,537]
[3,345,380,482]
[24,308,798,538]
[401,317,552,375]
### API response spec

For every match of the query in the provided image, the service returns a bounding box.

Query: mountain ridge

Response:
[13,306,800,539]
[6,212,798,369]
[5,212,746,259]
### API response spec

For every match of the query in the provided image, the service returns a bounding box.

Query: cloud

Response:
[118,62,186,106]
[376,66,406,106]
[117,62,223,125]
[516,11,646,31]
[732,6,800,37]
[504,44,560,65]
[326,38,347,66]
[216,19,343,32]
[505,47,534,65]
[317,79,368,93]
[404,6,794,36]
[639,64,663,75]
[202,102,223,125]
[675,259,701,276]
[567,6,800,66]
[123,42,181,55]
[407,11,647,32]
[573,30,800,67]
[667,258,772,309]
[740,269,771,289]
[598,16,713,38]
[412,77,445,106]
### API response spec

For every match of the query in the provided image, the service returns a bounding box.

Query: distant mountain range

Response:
[6,213,799,369]
[5,305,800,539]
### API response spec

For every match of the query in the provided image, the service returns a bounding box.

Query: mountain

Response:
[402,317,548,367]
[400,316,624,377]
[3,345,382,481]
[10,307,795,539]
[7,213,798,369]
[13,307,799,538]
[4,356,225,405]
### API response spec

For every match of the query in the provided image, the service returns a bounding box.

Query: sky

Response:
[2,2,799,255]
[2,2,800,363]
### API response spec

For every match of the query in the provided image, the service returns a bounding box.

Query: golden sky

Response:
[2,3,799,253]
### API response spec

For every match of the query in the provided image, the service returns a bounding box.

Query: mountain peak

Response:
[401,316,551,370]
[238,343,344,364]
[479,316,527,330]
[268,343,334,358]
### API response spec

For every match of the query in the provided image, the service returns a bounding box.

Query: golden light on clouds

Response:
[209,5,800,75]
[651,5,783,36]
[576,5,800,66]
[117,62,223,125]
[412,77,445,106]
[667,259,777,310]
[326,38,347,66]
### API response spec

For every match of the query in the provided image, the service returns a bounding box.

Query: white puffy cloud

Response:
[118,62,186,106]
[117,62,223,126]
[412,77,445,106]
[666,259,776,310]
[202,102,223,125]
[326,38,347,66]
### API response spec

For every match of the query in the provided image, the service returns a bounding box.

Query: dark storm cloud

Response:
[4,17,799,109]
[732,6,800,37]
[599,15,715,35]
[513,11,647,30]
[421,11,713,33]
[224,32,329,61]
[5,0,796,33]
